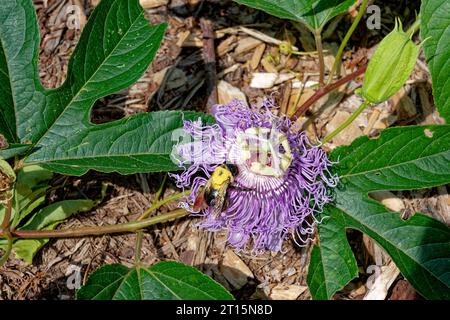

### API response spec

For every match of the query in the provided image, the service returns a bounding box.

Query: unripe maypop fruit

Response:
[362,19,420,104]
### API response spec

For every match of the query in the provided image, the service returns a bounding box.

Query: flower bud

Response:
[279,41,293,55]
[362,19,420,104]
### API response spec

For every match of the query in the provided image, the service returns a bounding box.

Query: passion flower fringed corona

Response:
[170,98,338,252]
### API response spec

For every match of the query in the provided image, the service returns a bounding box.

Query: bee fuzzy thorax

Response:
[210,166,234,188]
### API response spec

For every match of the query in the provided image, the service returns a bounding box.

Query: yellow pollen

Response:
[211,167,233,188]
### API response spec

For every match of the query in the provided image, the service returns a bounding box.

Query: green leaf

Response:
[0,0,40,143]
[0,165,97,263]
[1,0,165,143]
[14,165,53,220]
[76,261,234,300]
[310,200,450,300]
[21,199,94,230]
[307,207,358,300]
[16,165,53,189]
[332,125,450,191]
[28,111,213,175]
[335,191,450,300]
[308,125,450,300]
[0,165,51,228]
[7,167,51,228]
[0,144,31,160]
[421,0,450,122]
[1,0,212,175]
[13,199,95,263]
[234,0,355,31]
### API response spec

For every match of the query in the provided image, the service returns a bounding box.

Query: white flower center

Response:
[235,126,293,178]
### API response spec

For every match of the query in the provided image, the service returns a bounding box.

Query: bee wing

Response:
[192,190,206,212]
[193,179,213,212]
[210,182,229,216]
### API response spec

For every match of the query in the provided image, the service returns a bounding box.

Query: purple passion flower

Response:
[170,98,338,252]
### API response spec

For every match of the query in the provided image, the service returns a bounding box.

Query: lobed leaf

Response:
[28,111,213,175]
[307,207,358,300]
[421,0,450,122]
[0,0,212,175]
[310,199,450,300]
[308,125,450,299]
[0,144,31,160]
[331,125,450,192]
[234,0,355,31]
[76,261,234,300]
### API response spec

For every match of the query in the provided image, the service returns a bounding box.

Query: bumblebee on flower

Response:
[170,98,338,252]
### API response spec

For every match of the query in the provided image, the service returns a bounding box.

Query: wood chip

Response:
[250,43,266,70]
[417,85,437,125]
[239,27,298,51]
[364,107,381,134]
[261,58,278,73]
[187,0,201,6]
[370,191,405,212]
[280,81,292,115]
[291,80,318,89]
[234,37,263,55]
[218,80,248,105]
[391,88,416,120]
[249,72,294,88]
[436,186,450,224]
[176,30,191,47]
[325,110,365,146]
[217,63,240,78]
[373,104,398,130]
[364,262,400,300]
[182,33,203,47]
[270,284,307,300]
[147,66,170,101]
[348,283,367,299]
[389,280,422,300]
[218,35,237,56]
[220,250,254,290]
[43,2,70,53]
[274,73,295,85]
[139,0,168,8]
[179,250,195,266]
[250,72,278,89]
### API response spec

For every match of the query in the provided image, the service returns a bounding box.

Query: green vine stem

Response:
[0,197,12,231]
[0,208,189,240]
[327,0,368,85]
[134,231,144,264]
[407,15,420,37]
[138,189,189,221]
[0,233,12,266]
[322,100,371,143]
[314,30,325,86]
